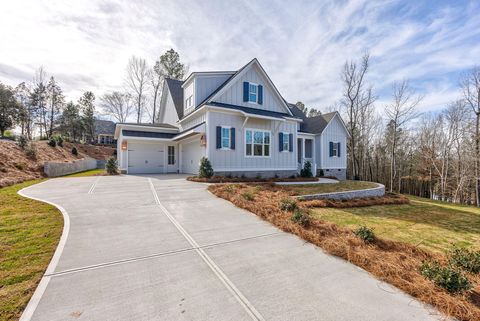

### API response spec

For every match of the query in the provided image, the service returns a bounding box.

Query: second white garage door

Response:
[128,142,165,174]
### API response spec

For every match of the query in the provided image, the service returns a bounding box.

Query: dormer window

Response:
[185,95,193,109]
[248,83,257,103]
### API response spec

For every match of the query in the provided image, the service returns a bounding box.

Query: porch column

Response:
[312,138,317,175]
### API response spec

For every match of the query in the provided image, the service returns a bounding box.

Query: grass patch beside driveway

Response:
[282,180,378,196]
[0,180,63,321]
[311,196,480,253]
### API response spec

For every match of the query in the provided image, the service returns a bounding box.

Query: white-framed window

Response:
[282,132,289,152]
[185,95,193,108]
[248,83,257,103]
[221,126,231,149]
[245,129,270,157]
[168,146,175,165]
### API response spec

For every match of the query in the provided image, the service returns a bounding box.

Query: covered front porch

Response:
[297,133,317,175]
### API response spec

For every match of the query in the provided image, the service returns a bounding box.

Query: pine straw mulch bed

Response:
[208,183,480,321]
[187,175,319,183]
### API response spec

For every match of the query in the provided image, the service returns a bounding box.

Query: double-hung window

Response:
[185,95,193,109]
[245,129,270,157]
[221,127,231,149]
[282,132,289,152]
[248,83,257,103]
[329,142,340,157]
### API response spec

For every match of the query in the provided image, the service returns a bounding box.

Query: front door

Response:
[166,145,177,173]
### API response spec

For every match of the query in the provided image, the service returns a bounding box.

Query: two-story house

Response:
[114,58,348,179]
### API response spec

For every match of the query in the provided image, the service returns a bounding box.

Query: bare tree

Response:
[101,92,133,123]
[384,80,422,192]
[461,67,480,206]
[125,56,148,123]
[149,62,164,123]
[341,53,376,179]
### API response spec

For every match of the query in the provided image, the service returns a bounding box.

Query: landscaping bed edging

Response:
[296,183,385,200]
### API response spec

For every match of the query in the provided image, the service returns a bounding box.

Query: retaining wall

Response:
[44,157,97,177]
[296,183,385,200]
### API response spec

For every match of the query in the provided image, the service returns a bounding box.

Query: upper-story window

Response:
[185,95,193,109]
[248,83,257,103]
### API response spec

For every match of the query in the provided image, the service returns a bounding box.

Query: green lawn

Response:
[311,196,480,253]
[62,168,105,177]
[0,180,63,321]
[284,180,378,195]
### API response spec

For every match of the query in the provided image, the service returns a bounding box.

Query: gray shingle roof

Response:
[287,103,307,120]
[165,78,184,119]
[208,101,298,120]
[299,112,338,134]
[118,122,178,129]
[94,119,116,135]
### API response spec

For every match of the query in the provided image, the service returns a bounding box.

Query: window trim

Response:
[247,82,258,104]
[185,95,193,109]
[281,132,290,153]
[220,126,232,150]
[331,141,339,157]
[244,128,271,158]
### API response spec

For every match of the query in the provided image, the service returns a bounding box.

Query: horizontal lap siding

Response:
[216,65,287,114]
[208,111,297,170]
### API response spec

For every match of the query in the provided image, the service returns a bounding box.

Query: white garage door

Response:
[128,142,165,174]
[181,139,203,174]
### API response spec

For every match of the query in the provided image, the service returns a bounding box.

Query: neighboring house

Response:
[93,119,116,145]
[114,58,348,179]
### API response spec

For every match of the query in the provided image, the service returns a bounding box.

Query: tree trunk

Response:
[476,113,480,206]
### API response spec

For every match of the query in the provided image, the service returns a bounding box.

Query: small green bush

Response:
[300,161,313,178]
[17,135,28,149]
[242,191,255,201]
[198,157,214,178]
[419,260,472,294]
[71,147,78,156]
[449,247,480,274]
[48,137,57,147]
[291,208,311,227]
[318,169,325,177]
[105,157,118,175]
[14,162,27,170]
[354,226,375,243]
[55,135,63,147]
[279,197,298,212]
[25,143,37,160]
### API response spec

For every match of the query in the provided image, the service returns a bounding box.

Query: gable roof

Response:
[200,58,293,116]
[165,78,184,119]
[298,111,340,135]
[94,119,116,135]
[287,103,307,120]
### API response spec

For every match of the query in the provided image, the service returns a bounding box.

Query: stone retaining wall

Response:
[44,157,98,177]
[296,183,385,200]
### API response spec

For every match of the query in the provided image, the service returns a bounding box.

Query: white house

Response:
[114,58,348,179]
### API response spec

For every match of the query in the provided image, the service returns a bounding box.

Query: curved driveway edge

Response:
[17,175,442,321]
[18,180,71,321]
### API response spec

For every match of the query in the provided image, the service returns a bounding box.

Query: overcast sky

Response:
[1,0,479,116]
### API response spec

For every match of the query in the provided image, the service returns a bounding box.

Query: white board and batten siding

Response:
[159,90,179,124]
[180,136,206,174]
[215,64,288,115]
[206,111,297,171]
[194,74,232,106]
[318,114,347,169]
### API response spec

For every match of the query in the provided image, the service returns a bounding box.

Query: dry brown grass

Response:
[301,193,410,208]
[208,183,480,321]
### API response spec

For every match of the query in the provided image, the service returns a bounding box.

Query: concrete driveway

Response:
[20,175,442,321]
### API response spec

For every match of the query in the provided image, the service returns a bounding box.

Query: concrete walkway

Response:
[19,175,443,321]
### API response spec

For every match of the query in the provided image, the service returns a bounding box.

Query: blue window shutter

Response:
[230,128,235,150]
[258,85,263,104]
[216,126,221,149]
[243,82,249,102]
[279,132,283,151]
[329,142,333,157]
[337,142,341,157]
[289,133,293,152]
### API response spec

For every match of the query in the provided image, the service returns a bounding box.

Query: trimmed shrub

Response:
[449,247,480,274]
[318,169,325,177]
[242,191,255,201]
[17,135,28,149]
[354,226,375,243]
[291,208,311,227]
[419,260,472,294]
[48,137,57,147]
[71,147,78,156]
[279,197,298,212]
[300,161,313,178]
[198,157,214,178]
[105,157,118,175]
[25,143,37,160]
